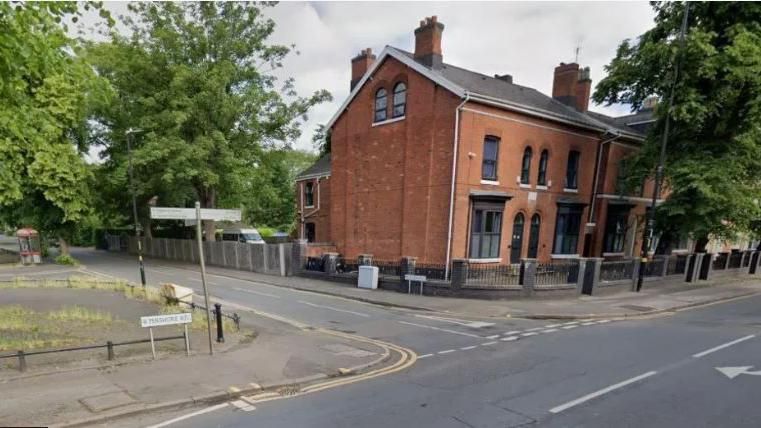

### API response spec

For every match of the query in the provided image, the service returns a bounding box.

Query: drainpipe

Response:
[588,131,621,224]
[444,92,470,279]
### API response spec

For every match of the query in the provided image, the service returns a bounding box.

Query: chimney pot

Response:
[495,74,513,84]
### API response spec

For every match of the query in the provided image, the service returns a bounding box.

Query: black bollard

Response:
[18,350,26,372]
[107,341,115,361]
[214,303,224,343]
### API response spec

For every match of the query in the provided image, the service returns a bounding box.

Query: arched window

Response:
[392,82,406,118]
[537,150,548,186]
[528,214,541,258]
[520,147,532,184]
[374,88,387,122]
[510,213,525,263]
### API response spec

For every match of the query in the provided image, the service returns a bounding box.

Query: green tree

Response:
[88,2,331,240]
[0,2,112,254]
[594,2,761,250]
[244,148,316,232]
[312,123,331,156]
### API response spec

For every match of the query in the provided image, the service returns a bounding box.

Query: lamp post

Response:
[126,128,147,287]
[636,2,690,292]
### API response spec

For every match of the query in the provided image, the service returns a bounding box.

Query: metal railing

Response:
[303,256,325,272]
[642,258,666,277]
[535,262,579,286]
[600,259,634,282]
[742,251,752,268]
[465,263,521,287]
[372,259,401,277]
[666,255,688,276]
[335,257,359,275]
[414,263,449,281]
[713,253,729,270]
[728,252,743,269]
[0,334,186,372]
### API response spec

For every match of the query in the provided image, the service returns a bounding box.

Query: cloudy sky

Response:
[92,1,656,153]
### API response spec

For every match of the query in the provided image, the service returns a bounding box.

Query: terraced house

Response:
[296,16,668,267]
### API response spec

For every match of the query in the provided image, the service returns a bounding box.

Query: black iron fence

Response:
[372,259,402,277]
[303,256,325,272]
[414,263,449,281]
[535,262,579,286]
[465,263,521,287]
[642,258,666,277]
[599,259,634,282]
[713,253,729,270]
[0,334,186,372]
[666,255,688,276]
[728,252,743,269]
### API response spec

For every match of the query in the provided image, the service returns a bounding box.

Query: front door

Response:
[510,213,525,264]
[527,214,540,259]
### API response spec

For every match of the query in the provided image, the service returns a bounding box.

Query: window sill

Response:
[602,252,625,257]
[536,185,548,191]
[372,116,406,127]
[519,183,531,189]
[468,258,502,264]
[550,254,580,259]
[671,249,689,254]
[304,205,315,209]
[480,179,500,185]
[563,188,579,193]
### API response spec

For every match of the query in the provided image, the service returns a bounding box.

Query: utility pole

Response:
[126,128,147,287]
[637,2,690,292]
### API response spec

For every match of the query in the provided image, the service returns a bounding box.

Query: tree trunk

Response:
[59,237,70,256]
[694,236,709,253]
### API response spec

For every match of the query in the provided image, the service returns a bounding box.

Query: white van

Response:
[221,228,265,244]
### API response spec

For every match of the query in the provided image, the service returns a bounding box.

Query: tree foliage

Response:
[88,2,331,239]
[0,2,112,252]
[594,2,761,245]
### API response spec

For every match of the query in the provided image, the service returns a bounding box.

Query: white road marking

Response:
[231,400,256,412]
[541,328,559,333]
[521,332,539,337]
[438,349,456,355]
[692,335,755,358]
[146,403,229,428]
[581,322,596,326]
[481,341,498,346]
[398,321,484,338]
[415,314,495,328]
[298,301,370,317]
[716,366,761,379]
[233,287,281,299]
[486,334,500,339]
[549,371,658,414]
[544,324,562,328]
[461,345,478,350]
[418,353,433,359]
[185,277,201,282]
[562,325,578,330]
[561,321,579,326]
[503,330,522,335]
[501,336,519,342]
[596,319,612,324]
[525,327,545,332]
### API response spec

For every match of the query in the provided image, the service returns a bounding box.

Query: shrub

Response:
[54,254,79,266]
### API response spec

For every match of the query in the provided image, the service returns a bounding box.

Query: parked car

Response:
[220,228,265,244]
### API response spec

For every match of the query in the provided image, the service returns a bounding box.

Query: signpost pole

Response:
[149,327,156,360]
[184,324,190,356]
[196,201,215,356]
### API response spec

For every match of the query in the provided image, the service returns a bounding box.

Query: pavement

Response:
[0,302,403,427]
[5,249,761,427]
[78,248,761,320]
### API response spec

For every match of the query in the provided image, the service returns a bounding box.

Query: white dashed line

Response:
[501,336,519,342]
[596,319,612,324]
[521,332,539,337]
[298,301,370,317]
[418,353,433,359]
[460,345,478,351]
[562,325,578,330]
[581,322,596,326]
[544,324,561,328]
[438,349,456,355]
[541,328,559,333]
[231,400,256,412]
[561,321,579,326]
[503,330,522,335]
[398,321,485,338]
[233,287,281,299]
[525,327,545,332]
[481,341,498,346]
[486,334,500,339]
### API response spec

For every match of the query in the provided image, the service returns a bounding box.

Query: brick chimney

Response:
[414,16,444,69]
[552,62,592,112]
[351,48,376,91]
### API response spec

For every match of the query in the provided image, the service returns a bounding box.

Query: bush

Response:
[54,254,80,266]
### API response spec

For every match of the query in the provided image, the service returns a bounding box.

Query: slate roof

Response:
[389,47,646,139]
[296,154,331,180]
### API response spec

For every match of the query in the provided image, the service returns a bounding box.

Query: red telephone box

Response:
[16,228,41,265]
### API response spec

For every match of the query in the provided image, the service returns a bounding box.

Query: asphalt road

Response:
[70,250,761,427]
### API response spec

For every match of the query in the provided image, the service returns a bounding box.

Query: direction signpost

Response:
[150,203,241,355]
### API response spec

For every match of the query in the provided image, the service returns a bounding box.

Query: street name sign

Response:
[404,274,427,282]
[150,207,241,222]
[140,313,192,328]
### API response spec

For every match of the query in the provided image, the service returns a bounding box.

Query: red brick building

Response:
[296,16,665,266]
